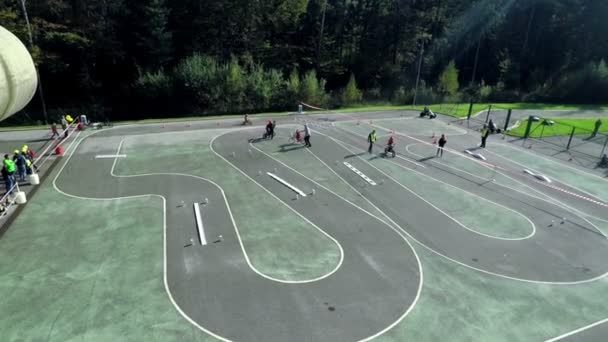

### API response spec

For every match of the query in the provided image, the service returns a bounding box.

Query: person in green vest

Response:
[480,125,490,148]
[3,154,15,194]
[368,130,377,153]
[591,119,602,138]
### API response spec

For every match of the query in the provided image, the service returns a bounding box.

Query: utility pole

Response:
[470,35,481,87]
[412,42,424,106]
[17,0,49,124]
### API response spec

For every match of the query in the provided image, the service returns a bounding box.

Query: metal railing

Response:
[0,121,80,218]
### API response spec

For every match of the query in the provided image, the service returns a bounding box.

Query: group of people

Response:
[2,145,36,195]
[367,130,448,158]
[51,115,74,138]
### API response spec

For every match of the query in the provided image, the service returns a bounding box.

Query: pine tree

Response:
[342,73,363,105]
[132,0,172,69]
[438,60,459,95]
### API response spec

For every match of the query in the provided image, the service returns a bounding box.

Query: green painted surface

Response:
[0,184,216,341]
[376,244,608,342]
[115,130,341,282]
[489,144,608,202]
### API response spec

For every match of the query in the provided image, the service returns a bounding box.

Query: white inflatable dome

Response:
[0,25,38,121]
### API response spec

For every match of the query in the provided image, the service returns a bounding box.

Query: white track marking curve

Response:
[312,128,608,285]
[545,317,608,342]
[247,139,424,342]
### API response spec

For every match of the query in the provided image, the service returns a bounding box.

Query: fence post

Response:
[523,116,534,140]
[566,127,576,150]
[467,99,473,120]
[504,109,512,131]
[485,104,492,123]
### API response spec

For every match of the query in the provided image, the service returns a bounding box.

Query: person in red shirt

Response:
[384,136,396,157]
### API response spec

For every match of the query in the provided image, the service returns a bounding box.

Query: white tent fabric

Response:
[0,25,38,121]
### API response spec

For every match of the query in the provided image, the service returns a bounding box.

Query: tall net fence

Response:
[464,105,514,133]
[518,116,608,169]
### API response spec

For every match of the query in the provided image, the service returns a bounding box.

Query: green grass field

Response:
[508,118,607,138]
[339,102,608,118]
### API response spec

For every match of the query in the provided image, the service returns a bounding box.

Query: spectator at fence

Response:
[25,159,33,175]
[61,116,69,138]
[3,155,15,194]
[592,119,602,138]
[13,150,27,182]
[51,123,59,138]
[2,165,11,196]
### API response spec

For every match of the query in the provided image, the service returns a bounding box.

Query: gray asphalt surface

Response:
[55,127,421,342]
[310,125,608,283]
[560,321,608,342]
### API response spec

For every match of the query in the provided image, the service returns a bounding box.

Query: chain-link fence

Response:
[518,115,608,169]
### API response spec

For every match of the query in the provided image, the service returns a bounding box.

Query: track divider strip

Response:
[267,172,307,197]
[343,162,377,185]
[95,154,127,159]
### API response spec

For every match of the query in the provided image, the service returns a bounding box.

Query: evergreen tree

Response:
[342,73,362,105]
[438,60,459,95]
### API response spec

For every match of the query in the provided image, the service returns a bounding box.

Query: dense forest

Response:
[1,0,607,122]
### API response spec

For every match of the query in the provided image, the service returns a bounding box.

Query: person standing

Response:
[51,123,59,138]
[271,120,276,140]
[61,116,69,138]
[368,130,377,153]
[3,154,15,194]
[437,134,447,157]
[592,119,602,138]
[304,123,312,147]
[13,150,27,182]
[1,165,12,195]
[265,120,272,139]
[480,125,489,148]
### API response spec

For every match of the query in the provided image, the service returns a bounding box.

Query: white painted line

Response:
[267,172,307,197]
[545,317,608,342]
[343,162,377,185]
[95,154,127,159]
[193,203,207,245]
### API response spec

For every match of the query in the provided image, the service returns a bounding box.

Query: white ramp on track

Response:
[193,203,207,245]
[267,172,307,197]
